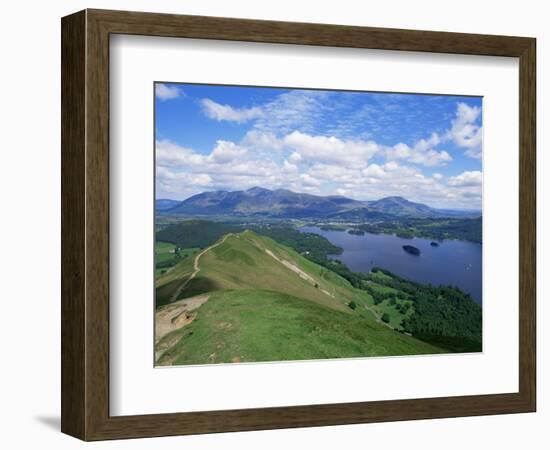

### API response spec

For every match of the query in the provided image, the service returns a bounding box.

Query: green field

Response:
[156,289,442,366]
[156,242,176,261]
[155,242,199,278]
[155,230,454,365]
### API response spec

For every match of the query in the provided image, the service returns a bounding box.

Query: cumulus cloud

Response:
[308,164,361,183]
[385,133,452,167]
[447,103,483,158]
[156,137,480,208]
[156,139,291,197]
[156,139,205,167]
[447,170,482,187]
[207,140,247,163]
[362,163,386,178]
[283,131,379,167]
[155,83,183,101]
[288,152,302,163]
[241,130,284,151]
[283,160,298,173]
[155,92,482,208]
[300,173,321,187]
[200,98,263,123]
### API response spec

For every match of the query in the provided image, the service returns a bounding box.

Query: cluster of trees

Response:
[356,217,482,243]
[156,220,240,249]
[368,268,482,351]
[250,225,343,261]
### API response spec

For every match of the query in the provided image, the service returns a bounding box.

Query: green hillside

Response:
[155,230,444,365]
[156,289,442,366]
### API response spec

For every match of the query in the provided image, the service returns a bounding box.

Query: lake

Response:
[299,226,482,304]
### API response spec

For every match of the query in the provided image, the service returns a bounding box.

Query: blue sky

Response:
[155,82,483,209]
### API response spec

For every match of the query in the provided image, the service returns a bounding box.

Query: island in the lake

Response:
[403,245,421,256]
[430,241,439,247]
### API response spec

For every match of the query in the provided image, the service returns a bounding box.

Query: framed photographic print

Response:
[61,9,536,440]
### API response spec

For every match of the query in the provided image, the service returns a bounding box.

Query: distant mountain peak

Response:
[158,187,478,219]
[246,186,271,193]
[374,196,411,204]
[381,196,407,201]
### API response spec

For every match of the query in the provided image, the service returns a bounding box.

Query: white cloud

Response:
[336,188,350,196]
[284,131,379,167]
[156,138,480,208]
[362,163,386,178]
[447,103,483,158]
[447,170,482,187]
[283,160,298,173]
[155,84,183,101]
[300,173,321,187]
[289,152,302,163]
[384,133,452,167]
[308,164,361,183]
[191,174,214,185]
[241,130,284,151]
[156,139,205,167]
[200,98,263,123]
[207,140,247,163]
[410,148,452,166]
[432,173,443,180]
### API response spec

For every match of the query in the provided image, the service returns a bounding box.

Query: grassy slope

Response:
[155,230,445,364]
[156,289,442,366]
[156,230,369,313]
[155,242,176,262]
[155,255,195,307]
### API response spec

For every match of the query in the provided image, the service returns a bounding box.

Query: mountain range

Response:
[156,187,480,219]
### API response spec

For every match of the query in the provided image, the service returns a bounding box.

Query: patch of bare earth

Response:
[264,249,335,298]
[155,294,210,343]
[155,294,210,364]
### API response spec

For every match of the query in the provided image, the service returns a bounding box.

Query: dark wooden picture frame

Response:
[61,9,536,441]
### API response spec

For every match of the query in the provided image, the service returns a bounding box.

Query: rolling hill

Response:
[155,230,444,365]
[157,187,479,219]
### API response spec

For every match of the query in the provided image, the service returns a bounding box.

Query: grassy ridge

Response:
[156,289,443,366]
[166,231,371,314]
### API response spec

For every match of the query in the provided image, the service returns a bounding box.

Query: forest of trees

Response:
[156,220,240,248]
[250,224,343,261]
[368,268,482,351]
